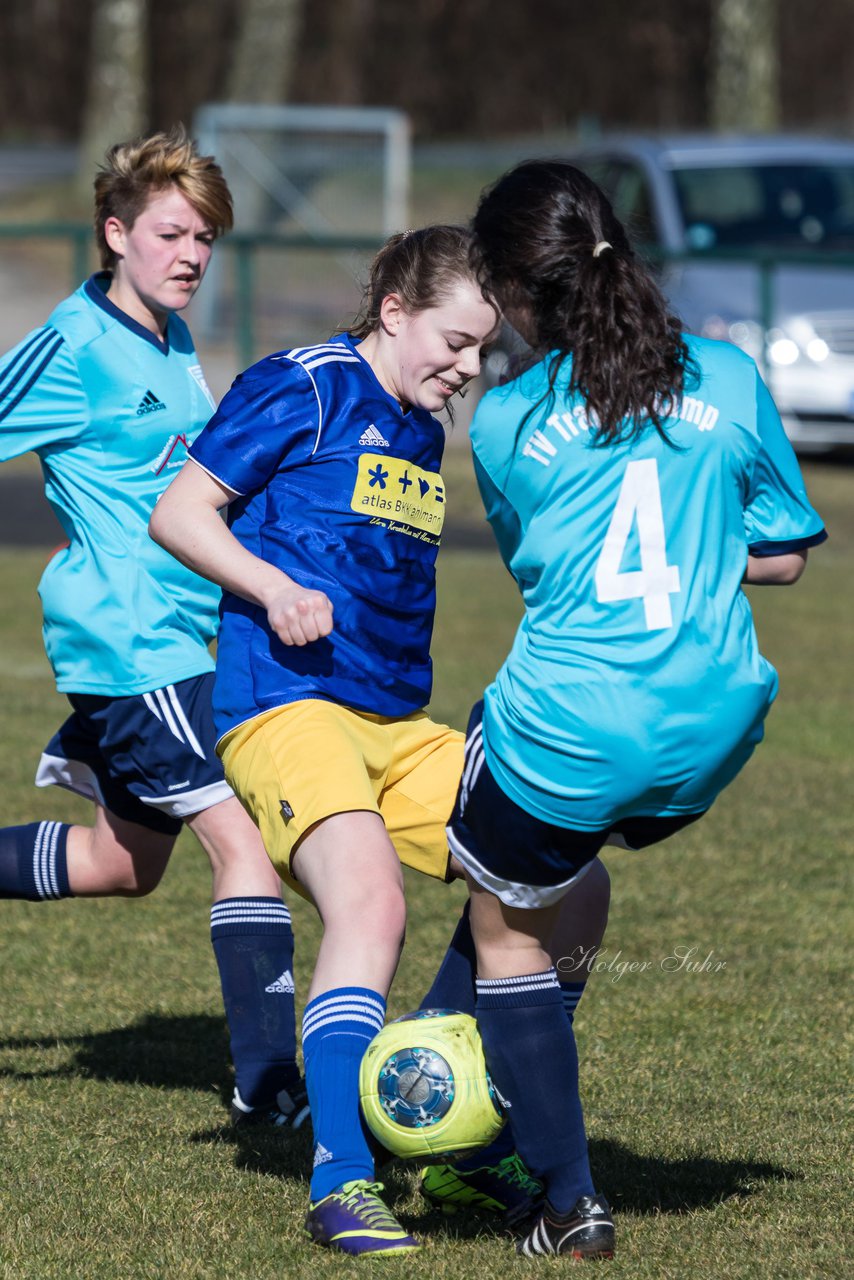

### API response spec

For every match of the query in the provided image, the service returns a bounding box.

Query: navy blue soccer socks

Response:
[210,896,301,1110]
[475,969,595,1214]
[0,821,72,900]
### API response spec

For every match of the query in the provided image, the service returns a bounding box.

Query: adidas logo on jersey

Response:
[136,389,167,417]
[358,424,390,447]
[265,969,295,994]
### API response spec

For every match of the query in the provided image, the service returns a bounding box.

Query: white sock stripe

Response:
[210,910,293,927]
[164,684,206,759]
[302,996,386,1035]
[32,820,48,898]
[476,971,560,992]
[210,902,291,919]
[304,992,386,1017]
[476,969,559,985]
[302,1011,384,1040]
[476,973,559,987]
[209,901,290,911]
[34,820,62,900]
[46,819,61,897]
[210,914,291,922]
[302,1001,386,1033]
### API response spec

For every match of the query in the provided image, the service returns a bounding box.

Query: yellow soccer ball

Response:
[359,1009,505,1161]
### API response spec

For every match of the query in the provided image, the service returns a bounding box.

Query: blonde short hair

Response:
[93,125,234,269]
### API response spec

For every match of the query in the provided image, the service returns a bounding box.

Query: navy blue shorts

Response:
[447,702,705,908]
[35,673,233,836]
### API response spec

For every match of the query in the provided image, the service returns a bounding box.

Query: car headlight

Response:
[720,322,831,368]
[767,334,800,366]
[805,337,829,363]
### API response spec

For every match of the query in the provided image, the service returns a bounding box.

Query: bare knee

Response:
[551,856,611,975]
[111,863,167,897]
[67,819,174,898]
[347,880,407,950]
[78,849,168,897]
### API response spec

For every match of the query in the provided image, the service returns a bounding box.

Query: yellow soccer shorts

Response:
[218,699,464,897]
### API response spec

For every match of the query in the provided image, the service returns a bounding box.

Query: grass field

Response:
[0,461,851,1278]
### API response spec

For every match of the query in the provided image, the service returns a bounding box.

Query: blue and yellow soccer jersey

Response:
[0,274,221,695]
[471,335,826,830]
[189,335,448,738]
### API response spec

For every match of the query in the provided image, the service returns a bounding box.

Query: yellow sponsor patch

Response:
[350,452,446,539]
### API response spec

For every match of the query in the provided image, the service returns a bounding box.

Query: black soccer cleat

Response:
[517,1193,615,1259]
[230,1082,311,1132]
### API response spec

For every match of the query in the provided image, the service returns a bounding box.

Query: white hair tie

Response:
[592,241,612,258]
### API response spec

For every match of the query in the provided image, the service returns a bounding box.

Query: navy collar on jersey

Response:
[84,272,172,355]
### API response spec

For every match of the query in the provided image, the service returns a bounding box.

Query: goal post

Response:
[192,103,411,340]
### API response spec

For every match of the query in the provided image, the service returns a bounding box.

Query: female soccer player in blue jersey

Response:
[150,226,510,1256]
[441,161,826,1261]
[0,129,304,1131]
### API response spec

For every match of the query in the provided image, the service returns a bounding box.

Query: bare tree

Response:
[227,0,303,104]
[77,0,148,195]
[711,0,780,130]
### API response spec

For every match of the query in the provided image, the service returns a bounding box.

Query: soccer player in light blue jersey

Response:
[150,226,506,1256]
[439,161,826,1261]
[0,128,304,1131]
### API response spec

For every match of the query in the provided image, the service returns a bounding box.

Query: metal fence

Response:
[2,223,854,376]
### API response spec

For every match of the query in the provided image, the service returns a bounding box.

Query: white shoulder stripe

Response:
[275,342,350,363]
[301,353,361,372]
[290,342,348,355]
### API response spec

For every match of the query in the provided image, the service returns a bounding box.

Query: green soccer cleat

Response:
[420,1153,544,1226]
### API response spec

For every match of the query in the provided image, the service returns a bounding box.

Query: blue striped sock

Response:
[210,896,300,1109]
[0,821,72,900]
[303,987,386,1201]
[476,968,595,1213]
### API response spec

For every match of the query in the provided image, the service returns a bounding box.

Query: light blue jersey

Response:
[471,335,826,829]
[0,275,220,695]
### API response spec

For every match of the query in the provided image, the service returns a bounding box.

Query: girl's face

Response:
[104,186,214,337]
[374,279,500,412]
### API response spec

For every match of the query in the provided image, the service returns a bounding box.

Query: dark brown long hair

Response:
[350,224,494,338]
[471,160,692,444]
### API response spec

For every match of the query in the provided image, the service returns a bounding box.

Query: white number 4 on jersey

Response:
[594,459,681,630]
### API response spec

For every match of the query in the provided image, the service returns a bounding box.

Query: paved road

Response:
[0,475,65,547]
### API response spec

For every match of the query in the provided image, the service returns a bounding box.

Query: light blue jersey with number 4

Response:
[471,335,826,830]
